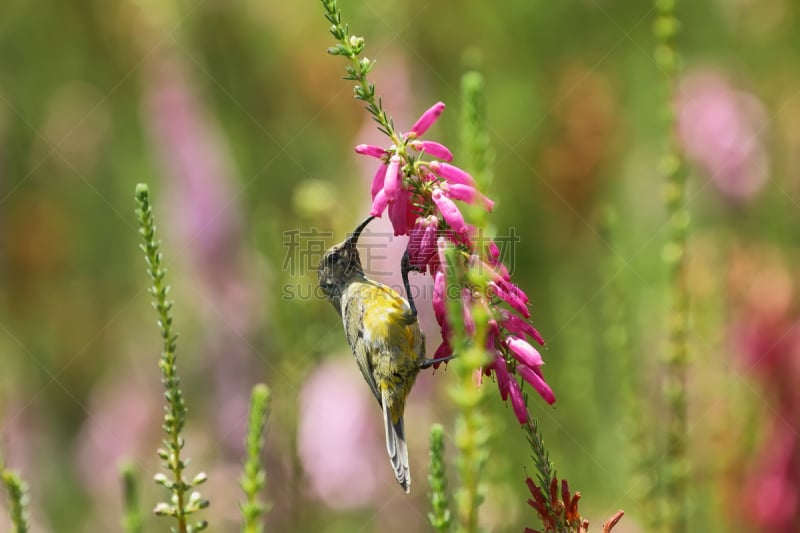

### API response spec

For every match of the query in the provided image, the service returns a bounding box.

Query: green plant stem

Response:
[459,72,492,191]
[444,248,490,533]
[600,209,659,530]
[120,462,143,533]
[428,424,452,533]
[320,0,401,146]
[241,384,271,533]
[136,183,209,533]
[1,454,30,533]
[654,1,689,531]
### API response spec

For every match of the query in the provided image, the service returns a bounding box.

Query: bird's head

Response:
[318,216,374,306]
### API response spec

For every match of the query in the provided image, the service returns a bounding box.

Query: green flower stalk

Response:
[240,383,272,533]
[600,209,658,529]
[120,462,143,533]
[428,424,452,533]
[445,255,490,533]
[654,1,690,531]
[1,454,30,533]
[135,183,209,533]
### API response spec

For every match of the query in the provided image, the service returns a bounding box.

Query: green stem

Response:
[1,454,30,533]
[428,424,452,533]
[120,462,143,533]
[136,183,208,532]
[320,0,402,146]
[443,248,490,533]
[654,1,689,531]
[241,384,272,533]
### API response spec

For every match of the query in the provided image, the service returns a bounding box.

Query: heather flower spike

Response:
[330,0,554,416]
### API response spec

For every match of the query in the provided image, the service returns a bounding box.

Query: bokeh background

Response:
[1,0,798,531]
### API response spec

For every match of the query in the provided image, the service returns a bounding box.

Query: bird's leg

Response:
[420,354,456,369]
[401,250,422,317]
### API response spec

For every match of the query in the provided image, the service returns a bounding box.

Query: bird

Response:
[318,215,442,493]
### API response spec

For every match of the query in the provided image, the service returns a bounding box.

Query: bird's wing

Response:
[342,287,381,404]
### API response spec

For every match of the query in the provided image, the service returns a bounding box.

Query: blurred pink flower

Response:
[298,359,384,509]
[74,373,161,497]
[144,57,264,454]
[677,69,770,203]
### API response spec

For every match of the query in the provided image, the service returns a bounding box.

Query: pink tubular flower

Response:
[500,309,545,346]
[488,240,500,262]
[382,155,402,203]
[408,215,439,270]
[408,101,445,138]
[493,353,511,401]
[518,364,556,405]
[508,379,528,424]
[444,183,495,212]
[429,161,476,187]
[489,280,531,318]
[432,187,468,236]
[432,269,447,326]
[355,144,387,159]
[387,187,409,236]
[410,140,453,162]
[432,340,453,368]
[370,164,387,200]
[506,335,543,368]
[370,188,388,217]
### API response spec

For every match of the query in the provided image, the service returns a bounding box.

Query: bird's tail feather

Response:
[382,394,410,493]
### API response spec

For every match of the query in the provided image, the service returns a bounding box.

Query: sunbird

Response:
[318,216,442,493]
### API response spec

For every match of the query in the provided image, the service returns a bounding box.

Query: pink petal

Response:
[388,187,410,236]
[445,184,494,212]
[488,241,500,262]
[509,379,528,424]
[408,216,439,270]
[436,236,449,271]
[429,161,476,187]
[371,164,388,200]
[432,340,452,369]
[410,140,453,162]
[382,155,402,202]
[432,187,468,236]
[370,188,388,217]
[518,364,556,405]
[408,101,445,138]
[489,281,531,318]
[433,270,447,326]
[500,310,545,346]
[494,354,510,401]
[355,144,387,159]
[505,335,543,367]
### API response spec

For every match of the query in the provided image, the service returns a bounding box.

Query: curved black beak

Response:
[344,216,375,247]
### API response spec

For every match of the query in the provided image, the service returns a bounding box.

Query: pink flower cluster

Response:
[356,102,555,420]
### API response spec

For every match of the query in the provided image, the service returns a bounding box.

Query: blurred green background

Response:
[1,0,798,531]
